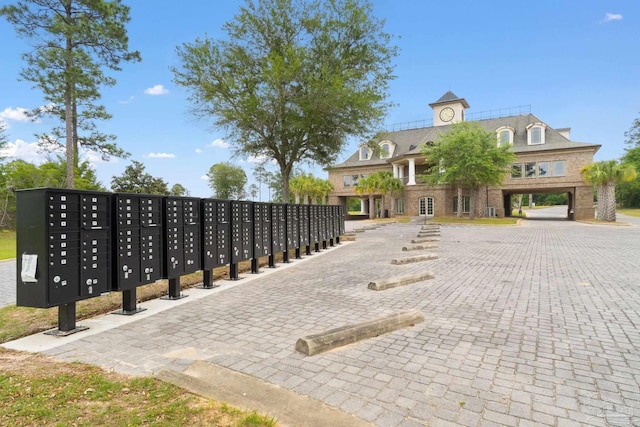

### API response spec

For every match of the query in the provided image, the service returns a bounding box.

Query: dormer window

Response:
[496,126,514,147]
[378,140,395,159]
[359,146,372,160]
[526,122,547,145]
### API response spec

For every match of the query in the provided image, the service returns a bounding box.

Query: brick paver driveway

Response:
[41,218,640,426]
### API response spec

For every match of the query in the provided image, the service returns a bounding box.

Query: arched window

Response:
[496,126,514,147]
[359,146,372,160]
[526,122,547,145]
[379,140,395,159]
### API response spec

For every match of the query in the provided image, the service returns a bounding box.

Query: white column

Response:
[398,165,404,180]
[360,198,367,214]
[392,164,399,178]
[408,158,416,185]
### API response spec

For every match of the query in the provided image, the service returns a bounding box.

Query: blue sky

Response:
[1,1,638,199]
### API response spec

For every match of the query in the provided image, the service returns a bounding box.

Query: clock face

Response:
[439,107,455,122]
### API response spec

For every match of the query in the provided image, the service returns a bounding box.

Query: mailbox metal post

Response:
[111,193,164,315]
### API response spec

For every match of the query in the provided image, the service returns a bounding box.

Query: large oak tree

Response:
[1,0,140,188]
[172,0,397,202]
[421,122,516,219]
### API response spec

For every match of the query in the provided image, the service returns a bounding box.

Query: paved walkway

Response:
[5,217,640,426]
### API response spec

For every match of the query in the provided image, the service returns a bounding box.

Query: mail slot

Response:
[16,188,112,308]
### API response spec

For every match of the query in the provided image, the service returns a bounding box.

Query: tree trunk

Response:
[477,186,488,218]
[469,187,476,220]
[294,194,300,204]
[457,186,463,218]
[390,195,396,217]
[598,182,617,221]
[65,17,74,189]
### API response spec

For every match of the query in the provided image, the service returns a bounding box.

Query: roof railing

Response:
[384,105,532,132]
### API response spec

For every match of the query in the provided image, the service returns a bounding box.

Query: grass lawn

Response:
[618,208,640,218]
[0,230,15,260]
[0,245,285,426]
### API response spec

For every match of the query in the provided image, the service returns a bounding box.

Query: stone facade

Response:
[327,92,599,220]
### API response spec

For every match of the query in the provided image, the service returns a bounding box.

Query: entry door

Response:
[419,197,434,217]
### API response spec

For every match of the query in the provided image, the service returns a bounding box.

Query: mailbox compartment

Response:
[286,204,300,250]
[309,205,320,244]
[112,193,164,291]
[270,203,286,253]
[299,204,310,247]
[230,201,253,263]
[163,197,202,279]
[201,199,230,269]
[16,188,112,308]
[253,202,271,258]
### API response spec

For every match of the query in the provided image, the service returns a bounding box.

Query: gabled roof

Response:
[428,91,470,108]
[330,113,601,169]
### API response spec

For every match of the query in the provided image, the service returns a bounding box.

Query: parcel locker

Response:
[112,194,163,291]
[252,202,271,258]
[201,199,230,269]
[338,205,346,235]
[230,201,253,263]
[163,197,202,279]
[16,188,112,308]
[270,203,286,253]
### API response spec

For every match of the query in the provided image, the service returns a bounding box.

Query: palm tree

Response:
[382,173,404,216]
[580,160,637,221]
[355,175,377,219]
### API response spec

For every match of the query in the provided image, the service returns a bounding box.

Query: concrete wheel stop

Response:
[295,309,424,356]
[367,271,435,291]
[411,237,440,244]
[402,243,438,251]
[391,253,439,265]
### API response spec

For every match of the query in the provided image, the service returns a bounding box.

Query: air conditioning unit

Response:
[487,207,496,217]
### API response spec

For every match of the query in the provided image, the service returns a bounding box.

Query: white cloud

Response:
[0,138,58,162]
[195,148,202,153]
[119,96,135,104]
[603,12,622,22]
[209,138,230,148]
[245,154,269,164]
[147,152,176,159]
[0,106,30,122]
[200,174,209,180]
[144,84,169,95]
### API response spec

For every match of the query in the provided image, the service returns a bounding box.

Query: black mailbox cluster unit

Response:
[16,187,345,332]
[201,199,230,288]
[16,188,112,309]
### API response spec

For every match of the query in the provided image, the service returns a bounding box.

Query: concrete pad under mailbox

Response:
[295,309,424,356]
[367,271,435,291]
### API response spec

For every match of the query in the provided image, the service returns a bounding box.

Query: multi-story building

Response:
[327,91,600,220]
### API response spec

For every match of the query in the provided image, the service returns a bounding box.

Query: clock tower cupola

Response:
[429,91,469,126]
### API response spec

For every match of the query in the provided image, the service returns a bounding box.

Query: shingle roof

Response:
[330,113,601,169]
[428,91,470,108]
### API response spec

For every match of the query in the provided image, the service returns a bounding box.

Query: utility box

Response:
[112,193,163,291]
[16,188,112,308]
[163,197,202,279]
[201,199,230,269]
